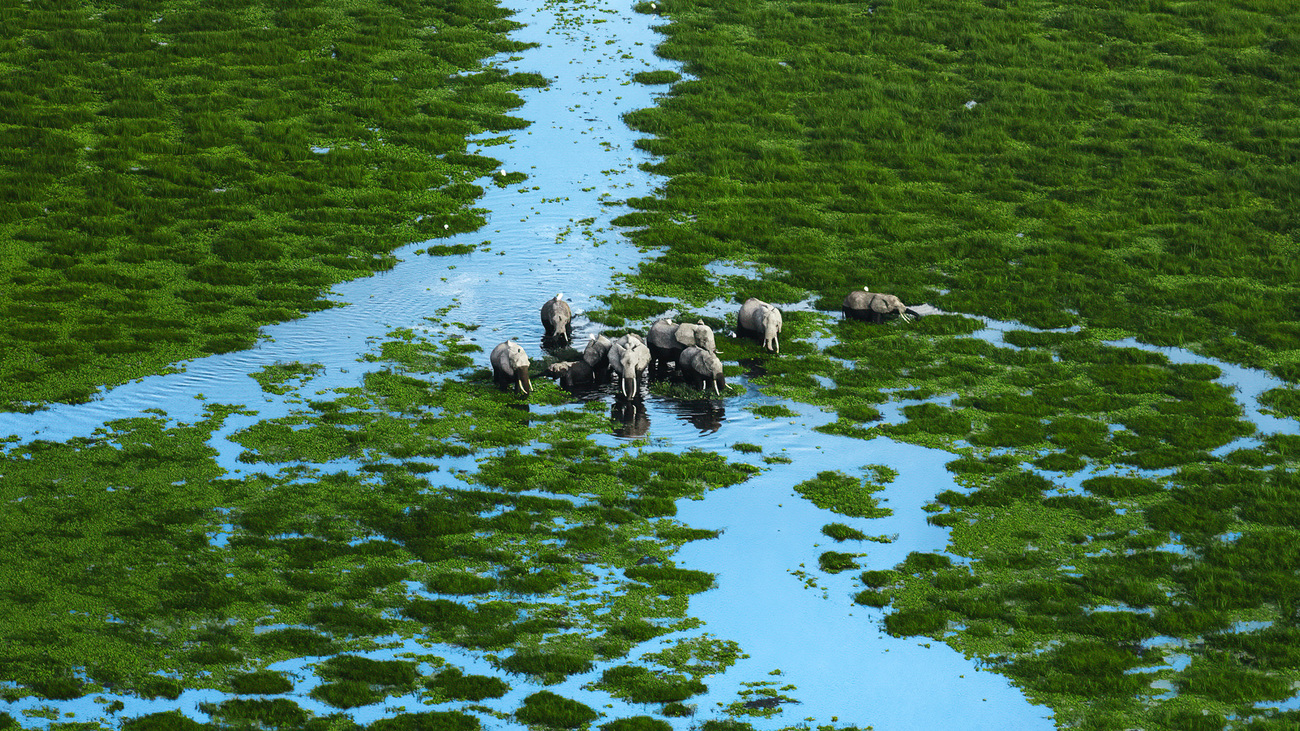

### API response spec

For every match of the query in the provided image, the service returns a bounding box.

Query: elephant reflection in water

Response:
[611,401,650,438]
[682,402,725,434]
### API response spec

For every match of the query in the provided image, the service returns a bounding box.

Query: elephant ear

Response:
[869,294,891,313]
[674,325,696,347]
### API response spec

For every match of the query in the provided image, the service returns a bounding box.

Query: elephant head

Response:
[540,293,572,343]
[738,298,782,353]
[582,334,612,371]
[490,340,532,394]
[679,345,726,395]
[676,320,717,353]
[608,333,650,399]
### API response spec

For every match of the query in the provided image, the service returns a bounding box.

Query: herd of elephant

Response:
[489,287,909,398]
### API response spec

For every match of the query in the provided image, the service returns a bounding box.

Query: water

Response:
[3,0,1297,728]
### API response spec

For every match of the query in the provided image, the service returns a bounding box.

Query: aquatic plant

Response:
[598,665,708,703]
[820,523,867,542]
[818,551,859,574]
[791,470,890,519]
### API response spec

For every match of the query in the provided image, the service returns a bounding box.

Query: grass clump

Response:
[515,691,598,729]
[623,566,716,595]
[599,666,707,703]
[821,523,867,542]
[748,404,798,419]
[230,670,294,695]
[426,668,509,701]
[792,470,891,519]
[818,551,860,573]
[632,70,681,85]
[499,651,594,681]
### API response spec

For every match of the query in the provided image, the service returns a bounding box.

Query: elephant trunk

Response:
[764,322,780,353]
[517,371,532,395]
[621,374,637,399]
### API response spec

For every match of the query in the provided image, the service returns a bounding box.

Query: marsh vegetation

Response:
[2,0,1298,729]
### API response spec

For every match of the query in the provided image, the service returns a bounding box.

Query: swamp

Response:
[1,0,1298,729]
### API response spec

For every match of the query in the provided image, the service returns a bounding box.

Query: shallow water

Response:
[4,0,1297,729]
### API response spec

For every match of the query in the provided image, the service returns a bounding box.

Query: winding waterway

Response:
[4,0,1296,728]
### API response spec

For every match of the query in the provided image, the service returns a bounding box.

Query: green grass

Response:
[0,0,545,412]
[515,691,598,729]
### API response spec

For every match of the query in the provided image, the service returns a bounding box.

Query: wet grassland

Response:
[4,0,1300,728]
[0,330,760,729]
[0,0,545,411]
[594,0,1300,728]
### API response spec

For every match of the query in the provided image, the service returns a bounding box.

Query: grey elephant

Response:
[607,333,651,399]
[737,298,783,353]
[647,318,716,372]
[678,345,727,395]
[842,287,909,323]
[490,340,532,394]
[559,334,613,389]
[540,293,572,343]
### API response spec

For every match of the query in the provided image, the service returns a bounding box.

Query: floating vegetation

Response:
[792,470,892,519]
[817,551,860,574]
[249,361,324,395]
[596,665,708,703]
[820,523,867,542]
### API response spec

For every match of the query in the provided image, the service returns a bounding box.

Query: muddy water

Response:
[4,0,1296,728]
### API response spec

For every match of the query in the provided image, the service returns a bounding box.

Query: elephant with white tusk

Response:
[737,298,783,353]
[842,286,909,323]
[540,293,572,343]
[490,341,532,394]
[678,345,726,395]
[607,333,651,399]
[647,318,717,372]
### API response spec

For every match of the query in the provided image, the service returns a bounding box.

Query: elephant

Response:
[559,359,597,389]
[558,334,613,389]
[607,333,651,399]
[490,340,532,394]
[678,345,726,395]
[540,293,572,343]
[737,298,783,353]
[581,334,612,382]
[647,318,716,372]
[842,286,909,323]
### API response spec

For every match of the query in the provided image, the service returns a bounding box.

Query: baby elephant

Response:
[737,298,783,353]
[843,286,909,323]
[679,345,726,395]
[561,334,612,388]
[540,293,572,343]
[490,341,532,394]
